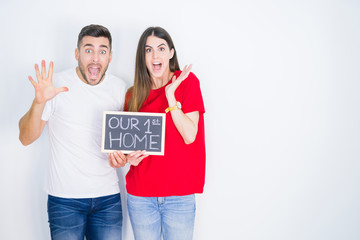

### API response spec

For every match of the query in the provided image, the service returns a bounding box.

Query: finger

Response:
[127,150,142,159]
[113,158,120,168]
[55,87,69,95]
[130,152,148,164]
[181,64,192,78]
[133,154,149,166]
[55,87,69,94]
[109,153,119,168]
[28,76,37,88]
[137,154,149,162]
[41,60,46,80]
[131,150,146,160]
[35,64,41,81]
[114,151,126,161]
[108,153,115,168]
[120,159,126,167]
[115,150,126,160]
[48,61,54,80]
[187,64,193,73]
[127,151,137,157]
[109,153,116,168]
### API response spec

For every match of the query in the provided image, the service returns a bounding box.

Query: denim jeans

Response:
[47,193,122,240]
[127,193,196,240]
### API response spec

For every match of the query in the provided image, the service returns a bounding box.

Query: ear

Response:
[170,48,175,59]
[75,48,79,60]
[109,50,113,63]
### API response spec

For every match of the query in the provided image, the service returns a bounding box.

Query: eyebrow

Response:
[83,43,109,49]
[145,43,167,48]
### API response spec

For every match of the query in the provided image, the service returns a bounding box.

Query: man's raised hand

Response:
[28,60,68,104]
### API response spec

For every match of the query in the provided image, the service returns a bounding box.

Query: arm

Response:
[19,101,47,145]
[19,60,68,146]
[165,65,199,144]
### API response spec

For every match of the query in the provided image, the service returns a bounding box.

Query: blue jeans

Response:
[127,194,196,240]
[47,193,122,240]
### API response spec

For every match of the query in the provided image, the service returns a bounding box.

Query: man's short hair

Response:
[77,24,112,50]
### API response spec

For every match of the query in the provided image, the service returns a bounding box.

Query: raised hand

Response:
[28,60,68,104]
[165,64,192,98]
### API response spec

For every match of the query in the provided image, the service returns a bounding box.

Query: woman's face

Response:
[145,35,174,81]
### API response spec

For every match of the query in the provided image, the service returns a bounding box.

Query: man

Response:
[19,24,127,240]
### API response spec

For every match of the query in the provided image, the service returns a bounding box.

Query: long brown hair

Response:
[127,27,180,112]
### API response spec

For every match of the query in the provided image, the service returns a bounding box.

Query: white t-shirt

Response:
[41,68,127,198]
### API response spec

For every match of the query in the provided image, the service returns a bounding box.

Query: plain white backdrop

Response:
[1,0,360,239]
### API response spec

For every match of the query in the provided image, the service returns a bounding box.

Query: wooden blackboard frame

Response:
[101,111,166,155]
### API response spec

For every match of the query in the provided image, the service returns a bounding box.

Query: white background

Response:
[1,0,360,239]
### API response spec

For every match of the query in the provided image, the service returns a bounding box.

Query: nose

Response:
[152,50,158,59]
[92,52,99,63]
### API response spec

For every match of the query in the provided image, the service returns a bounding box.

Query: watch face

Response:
[176,101,182,109]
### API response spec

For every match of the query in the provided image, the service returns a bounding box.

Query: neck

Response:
[152,71,174,89]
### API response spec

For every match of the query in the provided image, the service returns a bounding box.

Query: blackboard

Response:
[101,111,166,155]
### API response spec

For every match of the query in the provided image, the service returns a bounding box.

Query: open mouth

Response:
[88,66,100,79]
[153,63,162,71]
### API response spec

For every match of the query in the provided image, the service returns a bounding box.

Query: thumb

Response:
[56,87,69,94]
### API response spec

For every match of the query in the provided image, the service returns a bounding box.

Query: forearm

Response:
[19,99,46,145]
[167,95,199,144]
[170,110,199,144]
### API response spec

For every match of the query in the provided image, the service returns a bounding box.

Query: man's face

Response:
[75,36,112,85]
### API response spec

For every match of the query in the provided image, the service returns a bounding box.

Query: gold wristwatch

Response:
[165,101,182,113]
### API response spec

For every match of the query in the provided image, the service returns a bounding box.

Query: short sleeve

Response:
[178,72,205,114]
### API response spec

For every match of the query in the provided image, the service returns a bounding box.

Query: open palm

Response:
[165,64,192,96]
[28,60,68,104]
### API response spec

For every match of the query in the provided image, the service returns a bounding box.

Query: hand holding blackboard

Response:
[101,111,166,155]
[127,150,149,166]
[108,150,149,168]
[108,151,127,168]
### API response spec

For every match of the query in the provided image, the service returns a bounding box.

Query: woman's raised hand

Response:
[28,60,68,104]
[165,64,192,97]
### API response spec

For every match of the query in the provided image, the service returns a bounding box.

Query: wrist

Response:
[166,94,176,106]
[165,101,182,113]
[33,99,46,108]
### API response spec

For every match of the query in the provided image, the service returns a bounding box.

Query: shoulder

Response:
[105,73,128,89]
[125,87,133,103]
[175,70,200,88]
[106,73,127,84]
[126,87,133,98]
[52,68,75,87]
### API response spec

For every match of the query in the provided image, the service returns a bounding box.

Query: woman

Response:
[109,27,206,240]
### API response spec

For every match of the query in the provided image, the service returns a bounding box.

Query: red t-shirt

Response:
[125,71,206,197]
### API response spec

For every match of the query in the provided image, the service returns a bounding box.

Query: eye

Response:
[85,49,92,53]
[145,48,151,53]
[100,50,106,54]
[159,47,165,52]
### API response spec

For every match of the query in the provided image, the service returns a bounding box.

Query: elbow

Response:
[184,135,196,145]
[19,132,38,146]
[19,135,32,146]
[183,128,198,145]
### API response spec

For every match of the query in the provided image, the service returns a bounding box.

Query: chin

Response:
[90,80,101,85]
